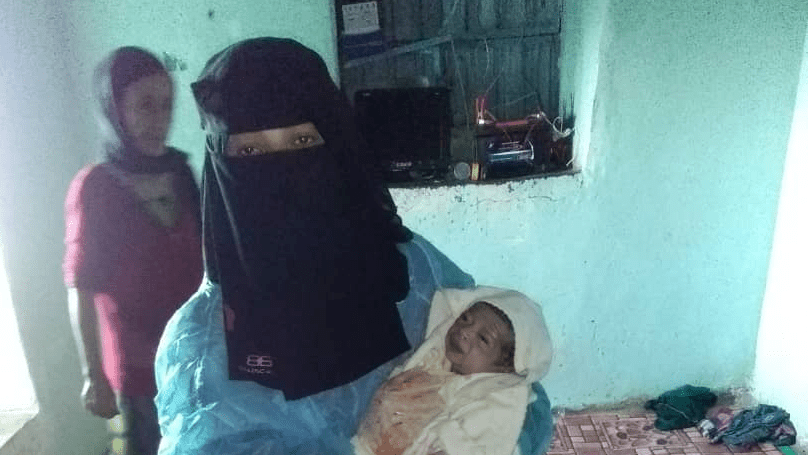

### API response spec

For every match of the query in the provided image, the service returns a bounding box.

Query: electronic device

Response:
[354,87,452,182]
[476,120,538,179]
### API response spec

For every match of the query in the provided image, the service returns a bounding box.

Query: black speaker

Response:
[354,87,451,182]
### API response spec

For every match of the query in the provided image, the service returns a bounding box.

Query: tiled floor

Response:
[547,409,783,455]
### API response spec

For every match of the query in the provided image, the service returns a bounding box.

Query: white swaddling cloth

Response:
[354,286,553,455]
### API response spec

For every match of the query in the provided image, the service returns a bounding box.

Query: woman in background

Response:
[63,46,203,455]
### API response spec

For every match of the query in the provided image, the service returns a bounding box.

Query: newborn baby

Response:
[353,286,553,455]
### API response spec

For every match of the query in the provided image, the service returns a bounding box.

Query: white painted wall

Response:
[753,24,808,447]
[0,0,109,452]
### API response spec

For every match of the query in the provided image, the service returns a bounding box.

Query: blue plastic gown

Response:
[155,234,553,455]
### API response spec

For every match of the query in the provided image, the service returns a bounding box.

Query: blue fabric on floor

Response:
[720,404,796,447]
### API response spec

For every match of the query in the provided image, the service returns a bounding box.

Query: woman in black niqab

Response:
[154,38,554,455]
[192,37,413,400]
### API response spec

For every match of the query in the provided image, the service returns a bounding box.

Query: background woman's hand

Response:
[81,375,118,419]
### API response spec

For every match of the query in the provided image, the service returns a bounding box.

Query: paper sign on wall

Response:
[342,1,380,35]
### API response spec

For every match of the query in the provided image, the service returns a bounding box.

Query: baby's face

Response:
[444,302,513,375]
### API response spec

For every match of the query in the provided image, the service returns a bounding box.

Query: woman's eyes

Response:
[293,134,319,146]
[232,136,322,157]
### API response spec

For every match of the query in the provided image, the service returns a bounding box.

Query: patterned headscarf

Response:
[94,46,187,174]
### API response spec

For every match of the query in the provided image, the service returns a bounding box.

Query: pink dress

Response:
[63,164,203,396]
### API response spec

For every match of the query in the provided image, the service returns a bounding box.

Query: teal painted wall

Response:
[393,0,807,409]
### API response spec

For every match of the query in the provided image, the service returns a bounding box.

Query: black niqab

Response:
[192,37,412,399]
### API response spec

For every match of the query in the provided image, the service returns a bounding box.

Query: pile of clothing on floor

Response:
[644,384,797,449]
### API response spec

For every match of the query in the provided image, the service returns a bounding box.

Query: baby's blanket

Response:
[355,287,553,455]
